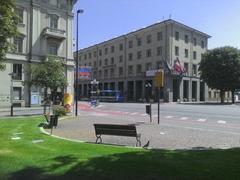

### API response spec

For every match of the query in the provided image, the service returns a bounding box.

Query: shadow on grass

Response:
[8,148,240,180]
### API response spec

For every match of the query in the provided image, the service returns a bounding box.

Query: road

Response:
[73,101,240,149]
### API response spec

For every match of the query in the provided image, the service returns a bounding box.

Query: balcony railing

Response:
[42,27,66,40]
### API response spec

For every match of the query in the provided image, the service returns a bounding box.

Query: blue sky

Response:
[73,0,240,50]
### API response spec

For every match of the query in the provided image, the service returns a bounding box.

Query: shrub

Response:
[53,105,66,117]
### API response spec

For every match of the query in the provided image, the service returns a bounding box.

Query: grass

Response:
[0,116,240,180]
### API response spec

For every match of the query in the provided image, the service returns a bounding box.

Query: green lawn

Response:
[0,116,240,180]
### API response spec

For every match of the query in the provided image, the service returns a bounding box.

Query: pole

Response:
[75,11,79,116]
[10,76,13,116]
[157,87,160,124]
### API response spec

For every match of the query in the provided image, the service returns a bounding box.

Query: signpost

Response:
[154,70,164,124]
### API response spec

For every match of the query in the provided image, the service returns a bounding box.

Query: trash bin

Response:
[49,115,58,128]
[146,105,151,115]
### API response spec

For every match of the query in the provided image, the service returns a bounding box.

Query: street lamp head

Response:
[77,9,84,14]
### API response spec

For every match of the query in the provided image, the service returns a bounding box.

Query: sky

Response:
[73,0,240,50]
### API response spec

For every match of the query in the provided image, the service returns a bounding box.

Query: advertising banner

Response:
[78,66,91,80]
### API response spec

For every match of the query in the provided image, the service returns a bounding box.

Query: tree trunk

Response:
[231,90,235,104]
[43,87,47,114]
[220,90,225,103]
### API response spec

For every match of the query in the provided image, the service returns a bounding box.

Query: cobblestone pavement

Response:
[45,102,240,150]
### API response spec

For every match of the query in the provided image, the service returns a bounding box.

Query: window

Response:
[89,62,92,66]
[137,51,142,59]
[128,40,133,48]
[14,37,23,53]
[184,63,189,74]
[104,69,108,78]
[93,71,97,78]
[119,67,123,76]
[175,31,179,41]
[136,64,142,74]
[128,53,133,61]
[94,51,97,57]
[193,51,197,59]
[193,38,197,46]
[146,63,152,70]
[147,34,152,44]
[157,46,162,56]
[48,0,58,7]
[84,54,87,60]
[98,70,102,77]
[110,68,115,77]
[13,64,22,80]
[137,37,142,46]
[193,64,197,75]
[119,55,123,63]
[111,57,114,64]
[48,41,58,55]
[13,87,22,100]
[156,61,162,69]
[201,53,204,60]
[175,46,179,56]
[157,32,163,41]
[185,35,189,43]
[119,43,123,51]
[185,49,188,58]
[128,65,133,75]
[94,61,97,67]
[104,47,108,55]
[88,53,91,59]
[49,14,58,29]
[146,49,152,57]
[99,60,102,66]
[201,40,205,48]
[104,58,108,66]
[15,8,23,23]
[111,46,115,53]
[99,49,102,56]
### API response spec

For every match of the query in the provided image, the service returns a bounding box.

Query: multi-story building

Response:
[76,19,211,102]
[0,0,76,107]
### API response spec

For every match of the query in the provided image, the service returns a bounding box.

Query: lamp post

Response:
[8,72,14,116]
[75,9,84,116]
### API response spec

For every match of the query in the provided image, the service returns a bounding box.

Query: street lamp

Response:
[8,72,15,116]
[75,9,84,116]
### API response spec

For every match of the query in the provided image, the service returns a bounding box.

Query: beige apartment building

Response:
[76,19,211,102]
[0,0,76,107]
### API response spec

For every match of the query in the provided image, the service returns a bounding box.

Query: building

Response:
[75,19,211,102]
[0,0,76,107]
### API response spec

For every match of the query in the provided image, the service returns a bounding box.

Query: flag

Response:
[173,57,185,75]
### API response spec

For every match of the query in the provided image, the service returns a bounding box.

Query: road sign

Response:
[154,70,164,88]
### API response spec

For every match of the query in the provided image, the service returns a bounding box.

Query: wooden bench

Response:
[93,124,141,147]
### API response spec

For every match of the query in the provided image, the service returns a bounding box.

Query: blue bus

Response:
[93,90,124,102]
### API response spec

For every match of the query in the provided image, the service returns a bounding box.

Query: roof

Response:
[76,19,211,53]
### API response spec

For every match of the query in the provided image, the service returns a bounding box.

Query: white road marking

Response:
[165,116,173,119]
[153,115,158,118]
[180,117,188,120]
[197,118,206,122]
[141,114,148,116]
[130,113,138,115]
[160,132,165,135]
[217,120,226,124]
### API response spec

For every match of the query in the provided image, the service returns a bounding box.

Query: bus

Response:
[91,90,124,102]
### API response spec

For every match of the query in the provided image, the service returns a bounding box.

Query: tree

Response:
[199,46,240,103]
[0,0,19,70]
[29,57,67,112]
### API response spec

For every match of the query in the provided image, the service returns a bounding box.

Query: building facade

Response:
[76,19,211,102]
[0,0,76,107]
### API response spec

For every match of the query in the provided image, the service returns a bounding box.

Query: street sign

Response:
[154,70,164,88]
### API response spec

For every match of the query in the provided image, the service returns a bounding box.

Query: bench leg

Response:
[136,136,141,147]
[95,135,102,143]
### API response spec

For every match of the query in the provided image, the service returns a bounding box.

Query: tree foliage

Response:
[199,46,240,103]
[29,57,67,104]
[0,0,19,71]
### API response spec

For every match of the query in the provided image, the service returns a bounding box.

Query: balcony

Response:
[42,27,66,40]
